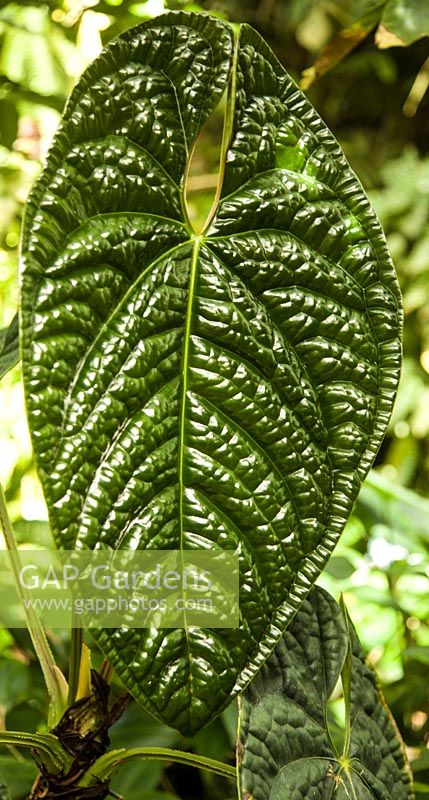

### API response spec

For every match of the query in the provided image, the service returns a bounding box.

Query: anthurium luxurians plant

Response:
[238,586,414,800]
[18,11,401,739]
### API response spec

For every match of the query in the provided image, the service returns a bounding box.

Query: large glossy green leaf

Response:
[238,586,414,800]
[20,11,401,735]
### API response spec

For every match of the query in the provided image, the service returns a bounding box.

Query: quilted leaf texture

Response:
[21,12,401,734]
[238,586,414,800]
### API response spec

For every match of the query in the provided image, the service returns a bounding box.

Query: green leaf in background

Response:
[0,4,69,97]
[0,99,18,149]
[0,76,64,112]
[238,585,414,800]
[358,469,429,548]
[0,775,9,800]
[0,661,30,714]
[302,0,429,87]
[301,4,385,89]
[20,11,401,735]
[0,757,36,800]
[379,0,429,46]
[0,314,19,380]
[109,702,180,798]
[325,554,355,579]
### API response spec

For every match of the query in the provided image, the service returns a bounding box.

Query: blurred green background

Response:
[0,0,429,797]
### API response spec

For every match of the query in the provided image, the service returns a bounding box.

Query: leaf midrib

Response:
[177,234,201,711]
[171,22,240,716]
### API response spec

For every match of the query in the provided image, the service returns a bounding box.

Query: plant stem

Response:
[100,658,114,684]
[81,747,236,785]
[76,642,91,700]
[339,595,352,759]
[0,482,68,727]
[67,621,83,705]
[0,730,71,774]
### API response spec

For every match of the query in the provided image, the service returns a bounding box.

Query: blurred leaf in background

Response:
[0,314,18,379]
[0,0,428,797]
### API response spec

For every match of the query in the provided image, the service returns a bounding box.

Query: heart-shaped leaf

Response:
[238,585,414,800]
[20,12,401,734]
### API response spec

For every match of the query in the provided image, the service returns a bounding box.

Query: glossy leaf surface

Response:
[21,12,401,734]
[238,586,414,800]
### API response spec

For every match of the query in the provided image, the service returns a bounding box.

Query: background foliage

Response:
[0,0,428,797]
